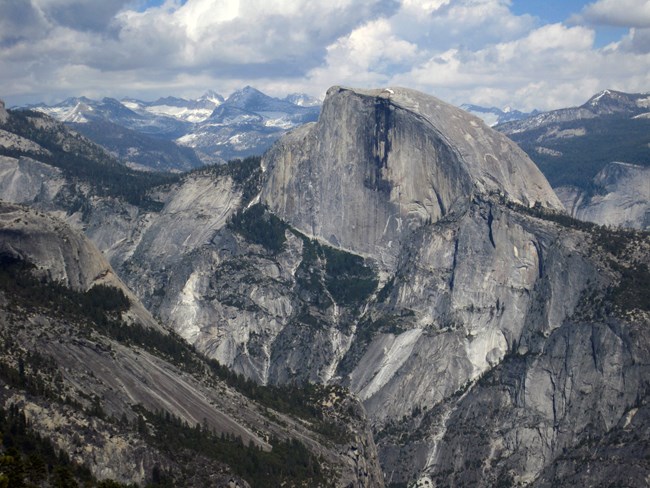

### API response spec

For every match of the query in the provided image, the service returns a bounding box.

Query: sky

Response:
[1,0,649,111]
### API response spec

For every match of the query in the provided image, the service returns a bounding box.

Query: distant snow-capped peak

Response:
[460,103,535,126]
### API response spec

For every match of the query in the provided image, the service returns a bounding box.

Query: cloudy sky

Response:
[2,0,649,110]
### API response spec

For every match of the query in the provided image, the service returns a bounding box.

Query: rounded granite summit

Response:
[261,85,563,267]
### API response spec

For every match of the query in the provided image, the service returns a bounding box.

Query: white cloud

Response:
[1,0,649,111]
[576,0,650,28]
[617,27,650,53]
[388,21,650,110]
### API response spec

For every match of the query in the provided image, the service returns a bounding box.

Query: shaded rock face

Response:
[0,201,159,330]
[262,86,562,269]
[1,86,649,487]
[368,203,650,485]
[556,162,650,229]
[0,203,385,488]
[0,99,8,124]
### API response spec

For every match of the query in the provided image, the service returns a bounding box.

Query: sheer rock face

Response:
[0,99,8,124]
[556,161,650,229]
[1,87,649,487]
[0,203,385,488]
[261,86,562,268]
[0,201,159,330]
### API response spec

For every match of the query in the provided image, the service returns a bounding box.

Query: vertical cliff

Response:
[0,88,648,487]
[261,86,562,269]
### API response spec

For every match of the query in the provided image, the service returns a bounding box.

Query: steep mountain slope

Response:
[0,201,384,487]
[68,119,204,172]
[178,86,320,164]
[25,87,321,167]
[2,87,649,487]
[262,86,561,269]
[556,162,650,230]
[497,89,650,197]
[460,103,536,126]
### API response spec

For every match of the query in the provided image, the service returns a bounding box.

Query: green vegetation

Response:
[190,156,263,205]
[133,405,326,487]
[0,254,130,326]
[295,234,378,310]
[0,404,135,488]
[507,116,650,190]
[322,245,378,305]
[1,110,179,208]
[228,203,287,252]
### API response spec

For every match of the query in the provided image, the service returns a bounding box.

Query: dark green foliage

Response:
[504,199,597,231]
[133,405,326,487]
[504,116,650,190]
[507,200,650,314]
[323,246,378,305]
[609,262,650,313]
[295,233,378,310]
[1,110,179,208]
[0,256,130,325]
[228,203,287,252]
[85,285,131,313]
[0,404,131,487]
[188,156,263,205]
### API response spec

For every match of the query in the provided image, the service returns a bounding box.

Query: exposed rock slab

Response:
[261,86,562,269]
[556,161,650,229]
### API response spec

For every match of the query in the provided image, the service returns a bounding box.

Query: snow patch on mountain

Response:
[23,88,321,164]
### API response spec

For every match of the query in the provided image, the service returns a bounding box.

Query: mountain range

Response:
[496,89,650,190]
[460,103,537,126]
[24,87,321,170]
[22,88,529,168]
[1,86,649,487]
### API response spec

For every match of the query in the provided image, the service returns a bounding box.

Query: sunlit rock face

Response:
[257,86,649,487]
[556,161,650,230]
[1,87,648,487]
[261,86,562,269]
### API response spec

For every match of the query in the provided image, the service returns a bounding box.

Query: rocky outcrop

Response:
[556,161,650,229]
[0,201,159,330]
[0,99,8,124]
[0,86,648,487]
[261,86,562,269]
[258,86,649,486]
[0,202,385,487]
[0,156,66,211]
